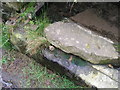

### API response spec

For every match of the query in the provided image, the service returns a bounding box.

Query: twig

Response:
[69,2,75,13]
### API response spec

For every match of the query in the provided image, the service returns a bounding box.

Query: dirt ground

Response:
[2,49,37,88]
[46,3,119,24]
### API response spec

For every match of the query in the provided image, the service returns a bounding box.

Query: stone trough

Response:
[42,48,119,88]
[7,15,120,88]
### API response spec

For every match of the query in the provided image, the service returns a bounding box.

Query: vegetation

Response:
[1,49,82,88]
[1,56,8,64]
[22,61,82,88]
[0,24,13,50]
[1,54,15,64]
[114,44,120,53]
[24,12,50,55]
[20,2,36,18]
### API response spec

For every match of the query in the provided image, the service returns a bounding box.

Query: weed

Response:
[1,57,8,64]
[29,21,34,25]
[20,2,36,18]
[22,61,82,88]
[1,55,15,64]
[113,44,120,53]
[0,24,13,50]
[35,12,50,37]
[25,10,50,55]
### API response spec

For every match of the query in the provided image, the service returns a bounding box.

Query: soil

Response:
[1,49,34,88]
[46,2,119,25]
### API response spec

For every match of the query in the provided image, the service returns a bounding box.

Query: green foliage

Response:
[35,12,50,37]
[23,8,50,55]
[1,55,15,64]
[22,2,50,37]
[1,57,8,64]
[29,21,34,25]
[0,24,13,50]
[20,2,36,18]
[114,44,120,52]
[22,61,82,88]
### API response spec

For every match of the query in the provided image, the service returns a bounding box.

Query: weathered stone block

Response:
[45,21,119,64]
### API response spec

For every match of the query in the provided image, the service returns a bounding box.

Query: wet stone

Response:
[67,63,77,74]
[42,48,119,88]
[61,60,70,67]
[75,66,92,76]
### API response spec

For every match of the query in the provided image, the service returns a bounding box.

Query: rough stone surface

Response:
[92,65,119,83]
[42,48,119,88]
[76,66,118,88]
[45,21,118,64]
[70,9,119,43]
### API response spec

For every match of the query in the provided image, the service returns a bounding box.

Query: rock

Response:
[8,8,120,88]
[76,65,119,88]
[92,65,119,83]
[44,21,119,65]
[42,48,119,88]
[70,9,119,43]
[5,2,24,11]
[35,2,44,15]
[76,66,118,88]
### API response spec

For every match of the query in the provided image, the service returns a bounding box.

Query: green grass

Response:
[0,24,13,50]
[114,44,120,52]
[25,11,50,55]
[20,2,36,18]
[1,53,15,64]
[22,61,82,88]
[26,12,50,38]
[33,11,50,37]
[1,2,49,51]
[1,57,8,64]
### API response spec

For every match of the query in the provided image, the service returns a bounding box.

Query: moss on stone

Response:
[99,59,114,64]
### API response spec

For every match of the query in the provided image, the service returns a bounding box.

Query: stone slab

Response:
[45,21,119,64]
